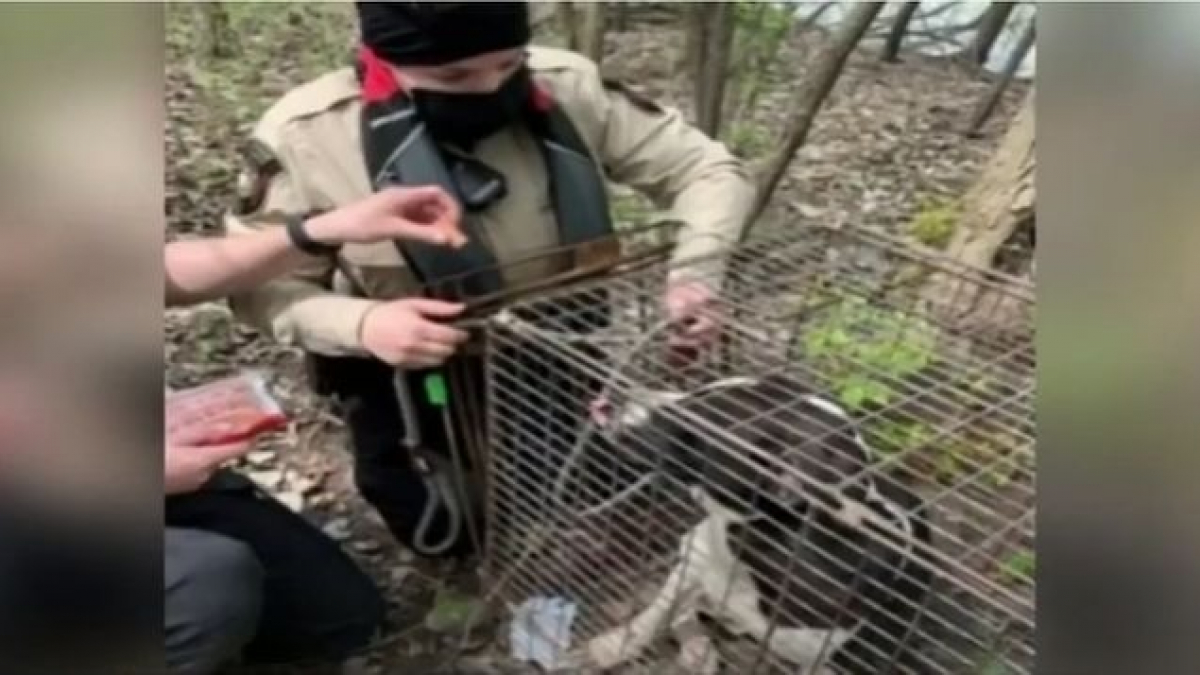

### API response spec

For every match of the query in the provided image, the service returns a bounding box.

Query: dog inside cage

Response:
[477,225,1034,675]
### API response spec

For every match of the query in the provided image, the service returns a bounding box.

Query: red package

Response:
[166,371,288,446]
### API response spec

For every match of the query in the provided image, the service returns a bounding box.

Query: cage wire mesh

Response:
[468,222,1033,675]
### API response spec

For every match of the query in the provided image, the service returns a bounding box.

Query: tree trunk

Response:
[578,2,608,65]
[750,2,884,225]
[198,1,236,59]
[731,2,796,126]
[964,17,1035,136]
[612,1,628,32]
[559,2,579,51]
[966,2,1016,67]
[882,1,921,62]
[694,2,735,138]
[922,90,1035,329]
[679,2,708,77]
[529,1,559,35]
[796,1,836,34]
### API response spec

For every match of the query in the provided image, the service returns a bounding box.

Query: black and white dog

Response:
[579,374,935,674]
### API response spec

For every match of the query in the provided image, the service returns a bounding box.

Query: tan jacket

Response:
[224,46,755,357]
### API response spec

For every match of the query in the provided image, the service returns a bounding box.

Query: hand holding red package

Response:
[166,371,289,447]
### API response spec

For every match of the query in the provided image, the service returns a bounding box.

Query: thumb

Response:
[404,298,465,318]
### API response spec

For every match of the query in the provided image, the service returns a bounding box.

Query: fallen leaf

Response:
[247,469,283,489]
[246,450,275,466]
[351,538,382,555]
[322,518,352,541]
[276,489,304,513]
[424,586,490,634]
[290,473,323,495]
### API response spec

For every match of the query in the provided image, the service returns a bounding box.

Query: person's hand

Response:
[664,280,721,351]
[359,298,469,368]
[165,437,253,496]
[306,186,466,248]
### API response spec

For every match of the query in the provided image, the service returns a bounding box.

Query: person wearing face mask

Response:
[223,2,756,566]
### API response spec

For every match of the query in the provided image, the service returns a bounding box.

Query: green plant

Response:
[803,297,937,410]
[729,1,794,125]
[801,298,941,458]
[1000,550,1036,585]
[975,656,1013,675]
[908,196,962,249]
[728,121,773,158]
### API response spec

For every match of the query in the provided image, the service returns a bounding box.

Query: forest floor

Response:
[164,4,1029,673]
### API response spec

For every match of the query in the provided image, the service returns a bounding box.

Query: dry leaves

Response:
[166,4,1029,671]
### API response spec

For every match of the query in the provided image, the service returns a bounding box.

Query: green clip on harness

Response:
[392,370,467,557]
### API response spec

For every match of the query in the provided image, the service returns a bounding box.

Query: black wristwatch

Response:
[285,214,340,257]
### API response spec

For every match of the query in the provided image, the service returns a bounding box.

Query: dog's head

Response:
[592,374,877,517]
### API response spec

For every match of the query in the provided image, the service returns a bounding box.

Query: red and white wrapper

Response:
[166,371,288,446]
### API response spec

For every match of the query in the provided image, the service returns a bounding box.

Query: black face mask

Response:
[411,66,533,148]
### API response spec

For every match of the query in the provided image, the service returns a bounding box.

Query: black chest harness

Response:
[353,70,617,556]
[360,75,616,300]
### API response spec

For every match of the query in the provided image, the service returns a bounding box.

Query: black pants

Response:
[0,499,158,674]
[318,354,477,560]
[165,471,386,672]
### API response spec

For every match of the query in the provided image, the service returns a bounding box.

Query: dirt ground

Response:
[164,4,1029,673]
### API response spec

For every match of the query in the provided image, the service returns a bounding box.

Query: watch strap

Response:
[285,214,339,256]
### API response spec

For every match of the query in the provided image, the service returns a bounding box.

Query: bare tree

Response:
[964,17,1035,136]
[882,1,921,62]
[612,1,628,32]
[922,90,1034,329]
[198,1,236,59]
[679,2,708,77]
[796,1,836,34]
[730,2,797,126]
[750,2,884,224]
[693,2,736,138]
[966,2,1016,67]
[577,2,608,65]
[529,1,559,35]
[558,1,579,50]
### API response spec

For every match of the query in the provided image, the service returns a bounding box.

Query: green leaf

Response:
[1001,551,1036,583]
[424,587,488,634]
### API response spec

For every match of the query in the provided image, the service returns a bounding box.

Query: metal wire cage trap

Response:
[463,222,1033,675]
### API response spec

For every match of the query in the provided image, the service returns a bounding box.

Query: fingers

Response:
[384,184,449,210]
[417,321,469,346]
[384,216,455,247]
[406,298,466,319]
[384,186,462,225]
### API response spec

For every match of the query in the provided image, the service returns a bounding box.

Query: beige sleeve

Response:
[592,78,756,289]
[222,130,377,357]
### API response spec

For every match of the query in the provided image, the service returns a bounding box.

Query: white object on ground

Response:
[510,595,579,670]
